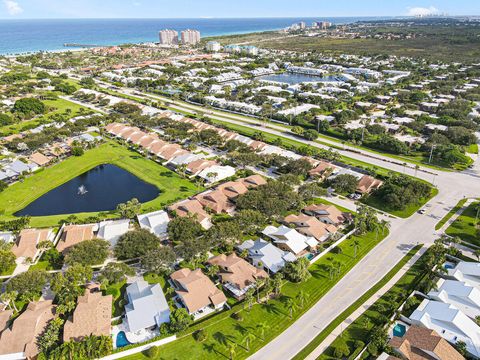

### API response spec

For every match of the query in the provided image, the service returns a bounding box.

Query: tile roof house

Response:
[147,140,168,154]
[29,152,52,167]
[170,269,227,316]
[240,174,267,188]
[262,225,318,256]
[389,325,464,360]
[12,228,53,260]
[356,175,383,194]
[0,300,56,360]
[409,299,480,358]
[168,199,212,229]
[283,214,337,242]
[194,189,234,214]
[63,286,112,342]
[428,278,480,320]
[97,219,130,246]
[447,262,480,290]
[303,204,348,226]
[308,161,338,179]
[124,280,170,333]
[0,308,12,333]
[237,239,296,274]
[207,253,268,299]
[137,210,170,239]
[56,224,95,253]
[186,159,218,176]
[216,181,249,200]
[138,135,160,149]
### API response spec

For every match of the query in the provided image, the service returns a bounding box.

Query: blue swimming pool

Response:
[444,263,455,269]
[116,331,131,348]
[393,323,407,337]
[305,253,314,260]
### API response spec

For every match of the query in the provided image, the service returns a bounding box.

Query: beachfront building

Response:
[181,29,201,45]
[159,29,178,45]
[206,41,221,52]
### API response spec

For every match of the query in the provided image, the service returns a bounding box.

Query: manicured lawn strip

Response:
[318,245,428,359]
[0,141,200,228]
[121,229,389,360]
[363,187,439,219]
[293,245,421,360]
[435,198,468,230]
[446,201,480,247]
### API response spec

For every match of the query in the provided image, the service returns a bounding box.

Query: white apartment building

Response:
[206,41,221,52]
[181,29,201,45]
[159,29,179,45]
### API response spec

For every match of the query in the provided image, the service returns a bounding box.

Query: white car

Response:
[418,208,427,214]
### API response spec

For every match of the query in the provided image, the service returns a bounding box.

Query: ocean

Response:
[0,17,394,55]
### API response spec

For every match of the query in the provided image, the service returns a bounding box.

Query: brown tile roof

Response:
[186,159,217,175]
[0,300,55,359]
[249,141,267,151]
[63,286,112,342]
[170,268,227,314]
[217,181,249,200]
[357,175,383,194]
[138,135,159,148]
[195,190,234,214]
[168,199,211,224]
[12,228,52,259]
[29,152,52,167]
[208,253,268,290]
[119,127,142,140]
[0,309,13,333]
[106,123,128,135]
[129,131,149,144]
[309,161,337,177]
[240,174,267,188]
[303,204,346,225]
[148,140,168,153]
[56,224,95,253]
[156,144,186,161]
[284,214,337,240]
[389,326,464,360]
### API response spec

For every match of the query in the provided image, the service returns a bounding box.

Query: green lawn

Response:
[294,245,421,359]
[363,187,438,218]
[104,280,128,317]
[446,201,480,247]
[466,143,479,155]
[435,198,468,230]
[121,229,389,360]
[0,141,200,228]
[0,263,16,276]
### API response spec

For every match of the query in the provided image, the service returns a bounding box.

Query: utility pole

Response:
[428,143,436,164]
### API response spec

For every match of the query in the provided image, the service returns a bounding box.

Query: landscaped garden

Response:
[0,140,200,227]
[445,201,480,247]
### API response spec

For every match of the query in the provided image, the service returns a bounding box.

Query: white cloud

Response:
[407,6,441,17]
[3,0,23,15]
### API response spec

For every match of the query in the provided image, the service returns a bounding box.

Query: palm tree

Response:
[228,343,237,360]
[206,264,219,278]
[244,288,255,311]
[285,297,298,319]
[243,332,256,352]
[353,239,360,258]
[296,290,308,308]
[380,219,390,236]
[255,278,265,303]
[257,322,270,341]
[272,274,283,296]
[0,291,18,312]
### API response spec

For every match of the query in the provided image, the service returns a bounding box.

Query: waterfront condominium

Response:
[159,29,179,45]
[181,29,201,45]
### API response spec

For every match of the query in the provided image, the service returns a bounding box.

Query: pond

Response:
[16,164,159,217]
[258,73,341,85]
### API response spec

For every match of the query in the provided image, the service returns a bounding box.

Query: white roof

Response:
[449,262,480,290]
[97,219,130,245]
[169,153,203,166]
[429,279,480,319]
[198,165,236,183]
[0,232,15,243]
[137,210,170,238]
[262,225,317,255]
[237,239,295,273]
[125,280,170,333]
[410,299,480,358]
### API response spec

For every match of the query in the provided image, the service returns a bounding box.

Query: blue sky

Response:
[0,0,479,19]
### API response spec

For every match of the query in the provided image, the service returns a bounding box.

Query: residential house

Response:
[240,174,267,188]
[12,228,54,260]
[283,214,337,242]
[389,325,464,360]
[237,239,296,274]
[29,152,52,167]
[63,285,112,342]
[197,165,236,183]
[137,210,170,239]
[409,299,480,358]
[262,225,318,256]
[97,219,130,246]
[124,280,170,334]
[217,181,248,200]
[207,253,268,299]
[170,269,227,316]
[428,278,480,320]
[309,161,338,179]
[0,307,12,333]
[168,199,212,229]
[194,189,234,214]
[356,175,383,194]
[56,224,96,253]
[186,159,218,176]
[0,300,56,360]
[447,262,480,290]
[303,204,349,226]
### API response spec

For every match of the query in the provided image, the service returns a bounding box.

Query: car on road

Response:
[418,208,427,214]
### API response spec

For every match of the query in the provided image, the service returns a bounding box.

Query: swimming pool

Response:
[444,263,455,269]
[116,331,131,348]
[393,323,407,337]
[305,253,314,260]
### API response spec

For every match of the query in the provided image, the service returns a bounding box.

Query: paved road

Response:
[91,83,480,359]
